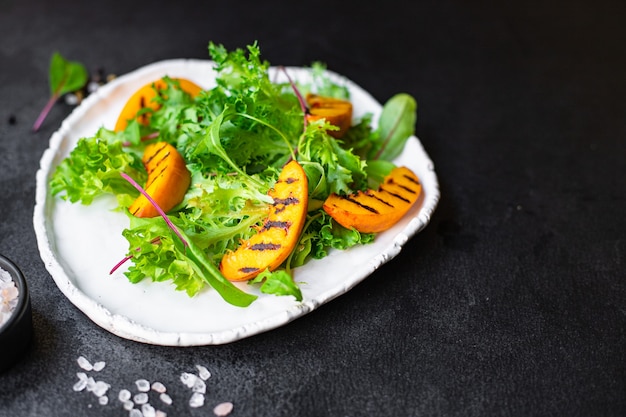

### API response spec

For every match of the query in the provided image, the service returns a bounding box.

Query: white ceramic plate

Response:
[33,59,440,346]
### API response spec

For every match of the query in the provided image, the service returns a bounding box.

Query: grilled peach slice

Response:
[114,78,202,132]
[323,166,421,233]
[305,93,353,138]
[128,142,191,218]
[220,160,309,281]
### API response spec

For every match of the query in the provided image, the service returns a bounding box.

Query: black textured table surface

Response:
[1,1,625,416]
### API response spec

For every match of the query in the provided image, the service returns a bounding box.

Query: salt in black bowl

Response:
[0,254,33,373]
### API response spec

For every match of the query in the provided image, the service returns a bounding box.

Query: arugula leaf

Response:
[33,52,88,132]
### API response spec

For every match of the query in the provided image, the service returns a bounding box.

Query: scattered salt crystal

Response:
[98,395,109,406]
[189,392,204,408]
[122,400,134,411]
[73,378,87,392]
[159,393,172,405]
[134,392,149,405]
[136,379,151,392]
[92,361,106,371]
[196,365,211,380]
[213,401,234,417]
[92,380,111,397]
[142,403,156,417]
[87,81,100,93]
[64,93,79,105]
[192,378,206,394]
[151,381,166,393]
[155,411,167,417]
[129,409,143,417]
[73,373,89,391]
[119,389,132,402]
[180,372,197,388]
[85,377,96,392]
[77,356,93,371]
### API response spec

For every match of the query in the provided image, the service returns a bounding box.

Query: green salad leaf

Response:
[33,52,89,132]
[369,93,417,161]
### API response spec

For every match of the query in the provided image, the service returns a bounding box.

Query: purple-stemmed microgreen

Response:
[119,172,188,246]
[279,66,309,132]
[115,172,257,307]
[109,237,161,275]
[33,52,88,132]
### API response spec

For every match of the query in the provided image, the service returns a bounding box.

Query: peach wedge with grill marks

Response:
[220,160,309,282]
[114,78,202,132]
[305,93,353,138]
[323,166,421,233]
[128,142,191,218]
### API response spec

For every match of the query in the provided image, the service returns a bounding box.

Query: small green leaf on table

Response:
[33,52,88,132]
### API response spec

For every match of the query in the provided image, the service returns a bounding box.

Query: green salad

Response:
[49,41,418,307]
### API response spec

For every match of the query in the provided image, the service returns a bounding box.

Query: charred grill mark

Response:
[138,96,149,124]
[145,142,169,167]
[397,184,418,194]
[250,242,282,251]
[380,187,411,203]
[145,166,168,189]
[239,267,260,274]
[285,177,299,184]
[365,190,395,208]
[403,174,420,185]
[386,176,420,195]
[341,195,379,214]
[273,196,300,213]
[273,197,299,206]
[261,220,291,232]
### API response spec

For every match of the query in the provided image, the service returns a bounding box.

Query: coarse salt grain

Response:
[73,374,88,392]
[142,403,156,417]
[93,361,106,371]
[77,356,93,371]
[192,378,206,394]
[85,376,96,391]
[189,392,205,408]
[159,393,172,405]
[213,401,234,417]
[155,411,167,417]
[129,409,143,417]
[0,267,19,328]
[151,382,167,393]
[196,364,211,380]
[119,389,132,402]
[180,372,197,388]
[133,392,149,405]
[91,380,111,397]
[135,379,151,392]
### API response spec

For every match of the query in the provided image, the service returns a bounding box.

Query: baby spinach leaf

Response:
[370,93,417,161]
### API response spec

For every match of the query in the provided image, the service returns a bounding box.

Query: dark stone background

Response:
[0,0,624,416]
